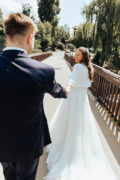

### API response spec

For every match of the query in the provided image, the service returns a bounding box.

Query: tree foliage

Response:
[55,25,70,43]
[74,22,94,48]
[37,0,60,38]
[37,0,60,27]
[36,21,52,52]
[52,25,70,50]
[82,0,120,67]
[22,4,31,17]
[22,3,36,22]
[37,0,71,51]
[35,22,70,52]
[0,9,5,52]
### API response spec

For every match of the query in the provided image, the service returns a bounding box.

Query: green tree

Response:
[37,0,60,23]
[55,25,70,43]
[52,25,70,50]
[74,22,94,48]
[0,9,5,51]
[36,21,52,51]
[37,0,60,37]
[22,3,36,22]
[22,4,31,17]
[57,42,64,50]
[83,0,120,66]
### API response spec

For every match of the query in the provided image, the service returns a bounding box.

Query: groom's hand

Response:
[47,79,67,98]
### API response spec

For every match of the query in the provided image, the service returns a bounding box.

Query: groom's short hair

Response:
[4,12,38,37]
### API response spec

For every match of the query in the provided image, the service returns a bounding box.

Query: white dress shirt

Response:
[3,47,27,54]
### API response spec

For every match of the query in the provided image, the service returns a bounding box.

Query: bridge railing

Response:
[30,52,52,62]
[64,53,120,127]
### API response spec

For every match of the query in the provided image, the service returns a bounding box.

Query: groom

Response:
[0,13,67,180]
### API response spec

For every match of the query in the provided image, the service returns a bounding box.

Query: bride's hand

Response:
[66,85,72,94]
[66,88,70,94]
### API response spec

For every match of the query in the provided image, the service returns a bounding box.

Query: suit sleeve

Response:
[45,68,67,99]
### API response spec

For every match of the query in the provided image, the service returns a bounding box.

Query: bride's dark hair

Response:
[78,47,94,82]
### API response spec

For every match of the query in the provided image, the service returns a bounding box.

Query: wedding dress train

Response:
[44,63,117,180]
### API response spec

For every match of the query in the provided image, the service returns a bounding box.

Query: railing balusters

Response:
[108,84,115,113]
[111,87,119,117]
[114,93,120,124]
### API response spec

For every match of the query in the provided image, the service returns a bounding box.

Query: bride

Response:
[44,47,117,180]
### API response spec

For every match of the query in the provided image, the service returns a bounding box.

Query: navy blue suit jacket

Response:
[0,50,67,162]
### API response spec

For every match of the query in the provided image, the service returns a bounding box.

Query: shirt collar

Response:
[3,47,27,54]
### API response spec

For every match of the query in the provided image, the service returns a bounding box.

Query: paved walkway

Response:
[0,52,120,179]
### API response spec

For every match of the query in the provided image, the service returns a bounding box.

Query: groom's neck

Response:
[6,36,27,52]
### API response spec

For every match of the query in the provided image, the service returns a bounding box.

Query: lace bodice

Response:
[68,63,91,88]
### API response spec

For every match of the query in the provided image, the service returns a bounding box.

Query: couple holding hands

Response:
[0,13,117,180]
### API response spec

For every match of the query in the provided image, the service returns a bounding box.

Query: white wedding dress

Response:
[44,63,117,180]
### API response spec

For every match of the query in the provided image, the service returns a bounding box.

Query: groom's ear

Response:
[27,34,32,45]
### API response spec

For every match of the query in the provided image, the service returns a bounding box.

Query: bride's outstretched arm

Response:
[66,64,80,94]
